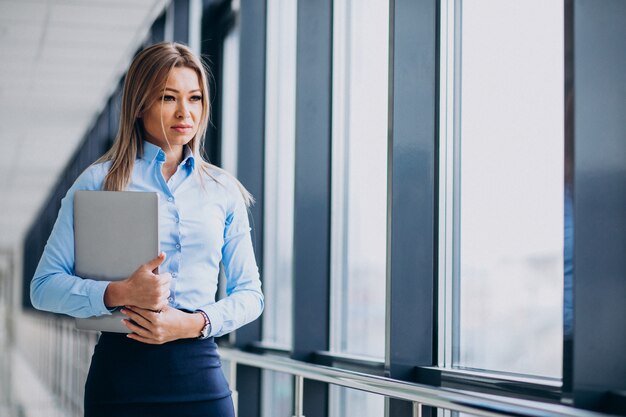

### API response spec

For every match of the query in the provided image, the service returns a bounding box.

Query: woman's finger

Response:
[127,305,164,321]
[121,308,153,329]
[122,319,152,338]
[126,332,159,345]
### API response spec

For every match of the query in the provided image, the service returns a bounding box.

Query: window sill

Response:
[418,366,563,403]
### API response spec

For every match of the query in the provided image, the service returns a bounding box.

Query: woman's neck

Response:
[162,145,184,167]
[157,144,184,183]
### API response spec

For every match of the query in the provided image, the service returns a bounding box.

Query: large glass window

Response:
[261,0,297,415]
[330,0,388,360]
[220,18,240,176]
[330,0,389,414]
[262,0,297,350]
[439,0,565,378]
[329,386,385,417]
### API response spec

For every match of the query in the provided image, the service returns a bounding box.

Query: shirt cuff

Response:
[90,280,115,316]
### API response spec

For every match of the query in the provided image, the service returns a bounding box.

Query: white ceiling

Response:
[0,0,168,249]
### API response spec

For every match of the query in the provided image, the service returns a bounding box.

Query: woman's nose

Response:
[176,102,190,118]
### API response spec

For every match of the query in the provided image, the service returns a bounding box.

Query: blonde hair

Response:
[96,42,253,207]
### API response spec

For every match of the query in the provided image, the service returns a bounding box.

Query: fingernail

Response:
[120,309,126,314]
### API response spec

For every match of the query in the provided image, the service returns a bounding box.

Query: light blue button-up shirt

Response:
[30,141,264,338]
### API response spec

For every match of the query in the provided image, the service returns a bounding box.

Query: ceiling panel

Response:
[0,0,167,249]
[44,25,136,44]
[50,4,151,27]
[0,43,39,60]
[0,2,49,23]
[0,22,44,41]
[56,0,157,8]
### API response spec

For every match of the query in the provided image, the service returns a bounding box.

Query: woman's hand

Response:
[120,305,205,344]
[104,253,171,311]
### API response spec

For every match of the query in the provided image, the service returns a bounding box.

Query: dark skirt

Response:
[84,333,234,417]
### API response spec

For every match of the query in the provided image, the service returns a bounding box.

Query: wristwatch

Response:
[197,310,212,339]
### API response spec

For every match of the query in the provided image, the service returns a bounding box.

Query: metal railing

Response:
[14,313,98,417]
[3,309,614,417]
[219,348,609,417]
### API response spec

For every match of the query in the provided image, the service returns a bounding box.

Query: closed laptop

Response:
[74,191,159,333]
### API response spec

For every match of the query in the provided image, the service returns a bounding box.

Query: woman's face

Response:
[141,66,203,150]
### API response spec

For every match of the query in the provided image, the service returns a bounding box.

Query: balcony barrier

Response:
[219,347,608,417]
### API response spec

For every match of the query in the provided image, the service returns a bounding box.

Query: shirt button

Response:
[168,296,173,302]
[175,244,181,249]
[167,197,173,202]
[172,273,177,278]
[175,217,179,223]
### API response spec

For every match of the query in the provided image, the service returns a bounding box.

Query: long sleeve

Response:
[199,185,264,338]
[30,166,113,318]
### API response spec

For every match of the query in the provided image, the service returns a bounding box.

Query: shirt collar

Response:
[181,145,196,171]
[140,141,164,162]
[140,141,195,170]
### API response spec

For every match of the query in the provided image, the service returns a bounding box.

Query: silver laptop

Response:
[74,191,160,333]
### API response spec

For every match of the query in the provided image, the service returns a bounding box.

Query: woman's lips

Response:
[171,125,192,133]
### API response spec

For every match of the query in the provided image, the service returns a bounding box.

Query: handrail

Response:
[219,348,612,417]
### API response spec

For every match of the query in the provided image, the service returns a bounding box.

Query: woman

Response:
[30,42,263,417]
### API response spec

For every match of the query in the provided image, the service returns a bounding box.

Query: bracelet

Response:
[196,310,211,339]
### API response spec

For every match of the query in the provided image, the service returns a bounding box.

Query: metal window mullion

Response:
[570,0,626,411]
[292,0,333,416]
[172,0,191,44]
[450,0,463,369]
[329,0,350,356]
[234,1,268,417]
[437,0,457,370]
[387,0,439,415]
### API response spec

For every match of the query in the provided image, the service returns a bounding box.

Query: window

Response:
[262,0,297,350]
[439,0,565,378]
[262,372,293,417]
[330,0,389,360]
[220,19,240,176]
[261,0,297,414]
[330,387,385,417]
[330,0,389,414]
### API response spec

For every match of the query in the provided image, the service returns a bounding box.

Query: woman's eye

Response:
[162,95,175,101]
[191,95,203,102]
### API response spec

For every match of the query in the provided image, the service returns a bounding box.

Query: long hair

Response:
[96,42,253,207]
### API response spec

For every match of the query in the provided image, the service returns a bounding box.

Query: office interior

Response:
[0,0,625,416]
